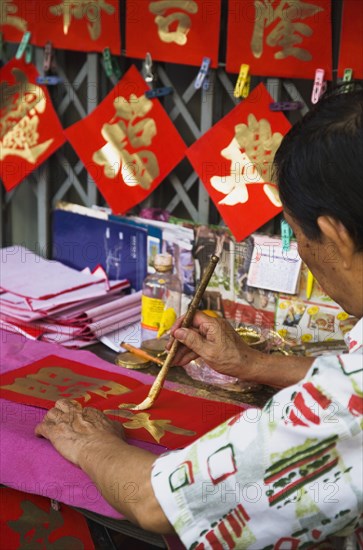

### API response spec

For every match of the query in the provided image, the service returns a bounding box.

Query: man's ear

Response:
[317,216,355,269]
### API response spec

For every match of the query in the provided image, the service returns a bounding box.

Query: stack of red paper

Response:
[0,247,141,348]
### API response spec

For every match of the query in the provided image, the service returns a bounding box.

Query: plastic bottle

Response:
[141,253,182,343]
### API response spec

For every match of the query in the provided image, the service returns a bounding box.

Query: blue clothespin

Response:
[311,68,327,104]
[195,57,211,90]
[281,219,293,251]
[145,86,173,99]
[36,75,63,86]
[270,101,304,111]
[15,32,31,60]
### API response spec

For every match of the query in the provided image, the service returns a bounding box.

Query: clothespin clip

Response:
[234,64,250,98]
[15,32,31,60]
[194,57,211,90]
[281,219,293,252]
[0,32,4,67]
[311,68,327,104]
[143,52,154,85]
[36,75,62,85]
[145,86,173,99]
[36,42,62,85]
[270,101,304,111]
[43,41,53,73]
[341,68,353,93]
[102,48,122,81]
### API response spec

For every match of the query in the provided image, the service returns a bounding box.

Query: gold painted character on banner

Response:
[0,0,27,31]
[251,0,324,61]
[1,367,132,403]
[210,114,283,207]
[93,94,160,190]
[149,0,198,45]
[104,407,196,443]
[49,0,115,39]
[0,68,54,163]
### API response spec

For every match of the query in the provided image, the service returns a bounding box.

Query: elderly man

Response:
[36,90,363,549]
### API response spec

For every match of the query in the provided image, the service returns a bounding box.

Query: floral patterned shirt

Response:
[151,319,363,549]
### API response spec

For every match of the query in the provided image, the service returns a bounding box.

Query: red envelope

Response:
[0,354,245,449]
[187,84,291,242]
[338,0,363,79]
[0,58,66,192]
[226,0,332,79]
[0,0,121,54]
[126,0,221,67]
[65,65,187,215]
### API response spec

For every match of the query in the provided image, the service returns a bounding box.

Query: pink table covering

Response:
[0,329,169,519]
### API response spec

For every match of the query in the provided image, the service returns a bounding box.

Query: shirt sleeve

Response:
[151,354,363,549]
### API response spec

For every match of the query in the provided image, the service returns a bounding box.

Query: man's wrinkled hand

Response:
[35,399,124,467]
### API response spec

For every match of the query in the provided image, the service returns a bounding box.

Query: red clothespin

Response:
[195,57,211,90]
[311,68,327,104]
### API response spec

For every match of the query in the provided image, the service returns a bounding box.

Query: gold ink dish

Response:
[235,327,267,351]
[115,352,152,370]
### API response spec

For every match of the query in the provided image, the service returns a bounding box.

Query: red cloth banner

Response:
[0,487,95,549]
[337,0,363,79]
[226,0,332,79]
[0,58,66,192]
[187,83,291,242]
[0,0,121,54]
[65,65,187,215]
[126,0,221,67]
[0,354,244,449]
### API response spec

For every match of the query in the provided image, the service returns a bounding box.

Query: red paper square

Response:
[65,65,187,215]
[0,354,245,449]
[0,0,121,54]
[0,58,66,192]
[226,0,332,79]
[126,0,221,67]
[338,0,363,79]
[187,83,292,242]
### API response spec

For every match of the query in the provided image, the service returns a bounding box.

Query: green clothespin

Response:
[15,31,31,60]
[342,68,353,93]
[25,43,33,64]
[281,219,293,251]
[103,48,113,78]
[102,48,122,81]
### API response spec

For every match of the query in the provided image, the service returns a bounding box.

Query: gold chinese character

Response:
[0,68,54,163]
[8,500,83,548]
[210,114,283,207]
[0,0,28,31]
[49,0,114,40]
[1,367,132,402]
[104,407,196,443]
[93,94,160,190]
[149,0,198,45]
[251,0,324,61]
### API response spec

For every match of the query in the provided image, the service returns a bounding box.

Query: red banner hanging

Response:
[65,65,187,215]
[0,354,244,449]
[0,0,121,54]
[0,487,95,550]
[337,0,363,79]
[226,0,332,80]
[126,0,221,67]
[0,58,66,192]
[187,84,291,242]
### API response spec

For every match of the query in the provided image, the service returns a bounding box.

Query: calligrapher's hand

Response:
[35,399,124,467]
[167,311,260,380]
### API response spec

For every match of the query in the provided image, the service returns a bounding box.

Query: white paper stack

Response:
[0,247,141,348]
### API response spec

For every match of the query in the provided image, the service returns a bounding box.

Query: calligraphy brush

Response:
[132,253,220,411]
